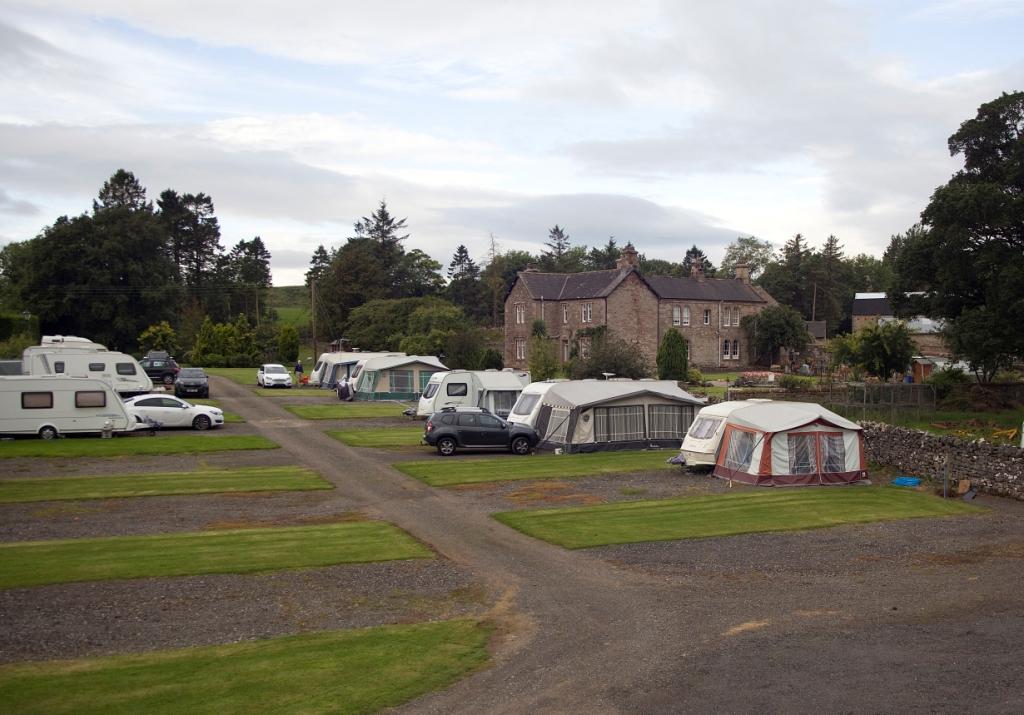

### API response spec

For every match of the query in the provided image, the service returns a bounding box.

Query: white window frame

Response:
[722,339,730,360]
[732,307,740,326]
[581,302,593,323]
[579,336,592,359]
[703,309,710,325]
[515,303,526,324]
[562,303,569,324]
[682,306,690,326]
[672,305,681,326]
[515,338,526,360]
[731,339,739,360]
[563,340,571,362]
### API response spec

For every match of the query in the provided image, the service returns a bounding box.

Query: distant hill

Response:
[268,286,309,327]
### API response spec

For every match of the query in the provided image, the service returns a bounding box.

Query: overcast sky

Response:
[1,1,1022,285]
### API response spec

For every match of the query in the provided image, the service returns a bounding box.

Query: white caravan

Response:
[505,380,566,429]
[416,369,532,419]
[310,351,406,388]
[677,399,773,468]
[0,375,137,439]
[22,350,152,396]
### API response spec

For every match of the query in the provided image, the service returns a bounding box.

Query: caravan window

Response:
[594,406,645,442]
[688,417,722,440]
[724,430,756,471]
[491,391,518,417]
[822,434,846,472]
[75,391,107,408]
[116,363,137,375]
[423,383,439,399]
[447,383,468,397]
[787,433,818,474]
[22,392,53,409]
[53,361,65,373]
[648,405,692,440]
[513,393,540,416]
[389,370,413,393]
[88,362,106,372]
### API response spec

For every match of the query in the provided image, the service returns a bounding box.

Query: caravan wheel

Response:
[39,426,58,440]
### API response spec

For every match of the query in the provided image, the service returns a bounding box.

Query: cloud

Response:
[0,188,39,216]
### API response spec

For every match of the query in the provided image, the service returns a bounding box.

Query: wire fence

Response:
[728,383,938,423]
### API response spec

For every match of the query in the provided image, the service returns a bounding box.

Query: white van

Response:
[417,370,532,419]
[22,350,152,396]
[506,380,567,429]
[0,375,137,439]
[677,399,773,468]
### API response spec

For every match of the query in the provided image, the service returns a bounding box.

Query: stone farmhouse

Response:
[504,244,776,371]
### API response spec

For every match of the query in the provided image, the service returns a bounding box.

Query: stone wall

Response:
[862,422,1024,501]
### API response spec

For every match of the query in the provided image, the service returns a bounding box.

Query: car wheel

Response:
[192,415,212,431]
[202,390,209,398]
[511,436,532,455]
[162,374,175,385]
[38,425,58,440]
[436,437,457,456]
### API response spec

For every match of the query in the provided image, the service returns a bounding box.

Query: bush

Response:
[777,374,816,390]
[686,367,704,384]
[228,354,253,368]
[204,353,226,368]
[926,366,972,400]
[0,332,35,360]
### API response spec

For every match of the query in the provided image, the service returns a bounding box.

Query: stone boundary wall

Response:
[862,422,1024,501]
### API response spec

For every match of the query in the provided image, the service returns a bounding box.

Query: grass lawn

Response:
[0,467,332,504]
[892,409,1021,444]
[327,427,424,449]
[396,450,674,487]
[190,398,243,423]
[285,403,410,420]
[689,385,727,400]
[205,367,258,386]
[0,618,491,715]
[260,387,331,397]
[0,434,277,459]
[701,372,741,382]
[0,521,431,589]
[494,487,983,549]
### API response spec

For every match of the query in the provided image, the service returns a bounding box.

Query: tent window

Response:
[419,371,436,391]
[822,434,846,472]
[648,404,693,439]
[357,370,377,393]
[490,390,518,417]
[724,430,756,471]
[545,407,571,443]
[594,406,645,442]
[389,370,413,393]
[688,416,722,440]
[788,433,818,474]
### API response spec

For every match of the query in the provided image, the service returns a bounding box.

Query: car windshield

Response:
[266,365,287,374]
[179,368,205,378]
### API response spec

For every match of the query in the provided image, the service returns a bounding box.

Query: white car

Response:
[123,395,224,430]
[257,363,293,388]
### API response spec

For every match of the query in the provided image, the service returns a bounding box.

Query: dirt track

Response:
[4,377,1023,713]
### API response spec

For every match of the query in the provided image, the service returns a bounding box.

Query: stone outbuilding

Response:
[504,243,776,371]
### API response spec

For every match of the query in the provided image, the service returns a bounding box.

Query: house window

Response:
[579,336,592,359]
[515,303,526,324]
[703,309,710,325]
[732,307,740,326]
[731,340,739,359]
[581,302,593,323]
[594,405,646,442]
[562,340,571,362]
[682,306,690,326]
[22,392,53,409]
[515,338,526,360]
[672,305,681,326]
[389,369,413,393]
[562,304,569,324]
[75,391,106,408]
[722,340,730,360]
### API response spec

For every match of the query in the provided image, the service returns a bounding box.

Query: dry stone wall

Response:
[863,422,1024,501]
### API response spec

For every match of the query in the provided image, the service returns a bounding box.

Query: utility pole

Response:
[311,279,318,358]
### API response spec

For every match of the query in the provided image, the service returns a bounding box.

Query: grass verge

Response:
[0,432,276,458]
[0,521,430,588]
[285,403,410,420]
[0,434,278,459]
[327,427,424,449]
[204,367,259,386]
[397,450,674,487]
[189,398,244,423]
[0,467,332,503]
[0,618,491,715]
[494,487,983,549]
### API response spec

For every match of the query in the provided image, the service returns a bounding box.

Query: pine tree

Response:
[656,329,689,380]
[93,169,151,213]
[305,245,332,287]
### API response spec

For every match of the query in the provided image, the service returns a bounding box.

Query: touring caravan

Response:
[0,375,137,439]
[22,350,152,396]
[310,352,406,388]
[505,380,567,428]
[416,370,532,418]
[677,399,773,468]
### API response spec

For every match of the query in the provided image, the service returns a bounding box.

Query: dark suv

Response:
[139,351,181,386]
[174,367,210,398]
[423,407,538,456]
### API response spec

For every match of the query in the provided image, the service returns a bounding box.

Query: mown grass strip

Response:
[0,521,430,588]
[189,398,244,423]
[494,487,984,549]
[0,434,277,459]
[285,403,409,420]
[326,427,424,449]
[0,467,332,504]
[396,450,674,487]
[0,618,491,715]
[260,387,332,398]
[204,367,259,386]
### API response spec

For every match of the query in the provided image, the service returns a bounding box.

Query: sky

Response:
[1,1,1022,286]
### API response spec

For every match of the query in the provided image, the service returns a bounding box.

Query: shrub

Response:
[686,367,704,384]
[777,374,816,390]
[228,353,253,368]
[926,366,972,400]
[204,353,226,368]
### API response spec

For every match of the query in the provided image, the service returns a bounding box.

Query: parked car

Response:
[123,394,224,430]
[138,351,181,386]
[174,367,210,398]
[257,363,293,388]
[423,406,538,456]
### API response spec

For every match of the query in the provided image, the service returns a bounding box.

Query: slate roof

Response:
[516,268,767,303]
[852,296,893,316]
[805,320,827,340]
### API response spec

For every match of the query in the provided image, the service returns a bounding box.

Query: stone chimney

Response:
[524,263,538,272]
[690,256,706,282]
[616,242,639,270]
[734,263,750,284]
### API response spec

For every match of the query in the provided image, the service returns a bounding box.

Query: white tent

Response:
[352,355,448,401]
[712,402,869,486]
[533,380,705,453]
